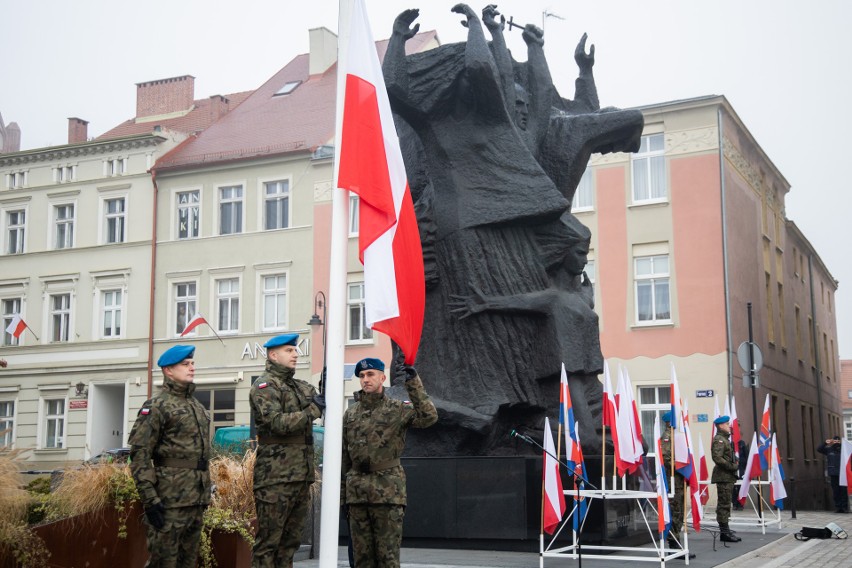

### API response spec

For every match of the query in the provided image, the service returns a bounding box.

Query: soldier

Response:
[250,333,324,568]
[129,344,211,568]
[660,412,687,549]
[711,415,741,542]
[342,356,438,567]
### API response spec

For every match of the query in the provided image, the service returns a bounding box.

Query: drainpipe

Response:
[146,168,160,399]
[807,254,826,440]
[718,107,734,397]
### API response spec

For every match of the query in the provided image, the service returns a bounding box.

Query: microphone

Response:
[510,429,536,445]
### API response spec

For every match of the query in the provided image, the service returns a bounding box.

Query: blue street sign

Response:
[696,414,709,423]
[695,389,715,398]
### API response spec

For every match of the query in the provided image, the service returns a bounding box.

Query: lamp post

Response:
[307,291,327,397]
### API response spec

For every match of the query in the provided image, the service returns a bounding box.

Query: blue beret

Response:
[714,415,730,425]
[662,411,672,423]
[354,357,385,377]
[263,333,299,349]
[157,345,195,368]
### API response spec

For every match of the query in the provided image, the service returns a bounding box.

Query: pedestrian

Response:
[817,435,848,513]
[732,439,748,510]
[129,344,211,567]
[250,333,325,568]
[342,356,438,568]
[711,415,741,542]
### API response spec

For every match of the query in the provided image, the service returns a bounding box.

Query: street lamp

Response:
[307,291,327,396]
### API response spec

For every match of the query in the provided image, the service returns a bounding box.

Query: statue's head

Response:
[513,83,529,131]
[537,212,591,276]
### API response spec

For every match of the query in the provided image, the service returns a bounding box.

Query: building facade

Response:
[842,360,852,440]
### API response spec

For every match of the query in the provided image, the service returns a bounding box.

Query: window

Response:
[193,389,236,441]
[216,278,239,332]
[635,254,670,323]
[6,171,27,189]
[54,204,75,249]
[349,194,360,236]
[777,283,786,348]
[177,191,200,239]
[631,133,666,203]
[264,180,290,230]
[846,419,852,442]
[101,289,122,338]
[49,293,71,342]
[572,168,594,211]
[795,305,802,360]
[43,398,66,449]
[6,210,25,254]
[104,198,126,244]
[585,259,596,284]
[347,282,373,343]
[0,400,14,448]
[1,298,21,346]
[274,81,302,96]
[174,282,197,336]
[219,186,243,235]
[637,385,670,453]
[105,158,127,176]
[765,273,774,343]
[262,275,287,330]
[53,166,75,183]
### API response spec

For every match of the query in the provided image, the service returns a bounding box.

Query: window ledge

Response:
[34,448,68,454]
[573,207,595,215]
[628,200,669,210]
[631,321,674,330]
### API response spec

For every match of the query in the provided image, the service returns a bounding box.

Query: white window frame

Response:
[634,252,671,325]
[6,171,28,189]
[53,165,76,184]
[4,207,27,255]
[261,177,291,231]
[176,189,201,240]
[346,281,373,344]
[0,396,17,448]
[52,202,76,250]
[100,289,124,339]
[1,296,24,347]
[572,167,594,212]
[99,192,129,245]
[218,184,244,236]
[48,292,72,343]
[585,256,596,285]
[104,157,128,177]
[631,133,667,204]
[637,385,671,460]
[90,270,129,341]
[37,393,68,450]
[215,277,240,334]
[349,194,360,236]
[173,281,198,337]
[260,273,288,331]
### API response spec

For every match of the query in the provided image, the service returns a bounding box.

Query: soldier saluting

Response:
[710,415,742,543]
[129,344,211,567]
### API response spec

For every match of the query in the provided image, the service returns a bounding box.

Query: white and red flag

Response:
[602,362,622,473]
[5,314,27,338]
[840,438,852,496]
[697,437,710,506]
[180,313,210,337]
[738,432,760,505]
[669,364,692,480]
[336,0,424,363]
[768,433,787,508]
[730,395,742,458]
[615,366,642,475]
[682,400,702,530]
[542,417,566,534]
[654,414,672,540]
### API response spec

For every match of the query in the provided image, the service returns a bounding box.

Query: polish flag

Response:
[738,433,760,505]
[654,414,672,540]
[697,437,710,505]
[730,395,742,458]
[336,0,424,363]
[5,314,27,338]
[839,438,852,496]
[542,417,566,534]
[712,396,721,439]
[615,367,641,475]
[602,362,621,472]
[669,365,691,480]
[180,313,209,337]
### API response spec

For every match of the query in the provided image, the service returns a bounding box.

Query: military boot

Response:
[720,524,741,542]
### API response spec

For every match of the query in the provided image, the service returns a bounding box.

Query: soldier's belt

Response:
[154,457,208,471]
[358,458,401,473]
[258,434,314,445]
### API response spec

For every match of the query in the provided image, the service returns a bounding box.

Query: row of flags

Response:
[3,312,216,341]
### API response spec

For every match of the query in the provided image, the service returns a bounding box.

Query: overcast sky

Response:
[3,0,851,357]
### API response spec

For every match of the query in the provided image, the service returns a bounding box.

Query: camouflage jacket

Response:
[342,376,438,505]
[710,431,738,483]
[250,361,320,489]
[129,377,211,509]
[660,427,685,480]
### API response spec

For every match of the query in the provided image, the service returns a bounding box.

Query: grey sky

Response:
[2,0,850,356]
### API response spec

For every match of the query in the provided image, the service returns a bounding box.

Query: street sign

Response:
[736,341,763,373]
[696,414,709,423]
[695,389,715,398]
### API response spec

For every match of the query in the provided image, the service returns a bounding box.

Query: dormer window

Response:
[274,81,302,97]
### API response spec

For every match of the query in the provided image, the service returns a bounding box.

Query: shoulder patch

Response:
[403,400,413,407]
[258,382,268,389]
[139,407,151,416]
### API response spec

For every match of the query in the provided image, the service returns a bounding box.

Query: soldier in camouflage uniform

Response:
[342,356,438,568]
[129,344,211,568]
[659,412,686,547]
[250,333,325,568]
[710,415,741,542]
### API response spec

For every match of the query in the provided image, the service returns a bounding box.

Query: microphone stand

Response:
[512,430,598,568]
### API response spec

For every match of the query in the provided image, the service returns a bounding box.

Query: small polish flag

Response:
[5,314,27,338]
[140,408,151,415]
[180,314,209,337]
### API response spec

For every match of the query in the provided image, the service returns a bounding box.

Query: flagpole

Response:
[601,424,606,492]
[26,325,40,342]
[207,326,226,347]
[318,1,352,565]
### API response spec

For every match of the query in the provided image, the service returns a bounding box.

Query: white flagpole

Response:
[318,0,352,564]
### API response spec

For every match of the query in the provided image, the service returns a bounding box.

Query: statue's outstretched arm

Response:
[572,33,600,112]
[449,283,550,319]
[383,9,419,107]
[523,24,554,150]
[482,4,515,112]
[452,3,505,116]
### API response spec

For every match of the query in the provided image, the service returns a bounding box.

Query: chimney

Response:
[3,122,21,153]
[208,95,230,122]
[135,75,195,119]
[309,27,338,75]
[68,117,89,144]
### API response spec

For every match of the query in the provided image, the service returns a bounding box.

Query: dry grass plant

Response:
[0,447,29,524]
[209,449,256,518]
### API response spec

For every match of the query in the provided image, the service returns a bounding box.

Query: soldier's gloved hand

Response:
[395,361,418,382]
[145,502,166,530]
[312,394,326,411]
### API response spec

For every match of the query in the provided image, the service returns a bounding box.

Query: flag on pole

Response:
[670,364,692,480]
[682,400,702,530]
[758,394,771,471]
[697,437,710,505]
[542,417,566,534]
[654,415,672,540]
[712,396,721,439]
[603,362,621,471]
[180,313,209,337]
[623,367,644,450]
[840,438,852,496]
[560,365,587,531]
[730,395,741,459]
[336,0,425,363]
[738,432,760,505]
[768,433,787,508]
[615,367,641,475]
[5,314,27,338]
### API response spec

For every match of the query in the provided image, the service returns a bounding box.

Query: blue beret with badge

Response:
[714,415,730,425]
[662,411,672,423]
[263,333,300,349]
[354,357,385,377]
[157,344,195,368]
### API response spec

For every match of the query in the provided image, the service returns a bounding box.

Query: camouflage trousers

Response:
[715,482,733,524]
[669,473,685,533]
[252,481,311,568]
[144,505,205,568]
[348,504,405,568]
